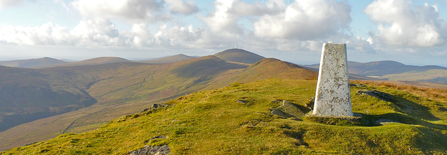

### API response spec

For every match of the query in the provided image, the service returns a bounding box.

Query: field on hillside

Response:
[2,79,446,154]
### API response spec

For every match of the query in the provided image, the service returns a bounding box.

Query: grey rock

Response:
[236,100,247,104]
[271,100,305,118]
[375,119,399,125]
[305,97,315,110]
[129,145,170,155]
[129,136,169,155]
[142,103,169,112]
[271,108,288,118]
[279,100,305,118]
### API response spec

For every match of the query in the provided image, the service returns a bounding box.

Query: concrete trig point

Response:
[312,43,352,117]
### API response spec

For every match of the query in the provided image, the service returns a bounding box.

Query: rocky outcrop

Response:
[374,119,400,125]
[129,145,170,155]
[142,103,169,112]
[129,136,170,155]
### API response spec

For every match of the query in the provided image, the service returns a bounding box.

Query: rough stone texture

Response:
[129,145,170,155]
[142,103,169,112]
[374,119,400,125]
[129,136,170,155]
[236,100,247,104]
[271,100,305,118]
[279,100,305,118]
[305,97,315,110]
[312,43,352,117]
[271,108,288,118]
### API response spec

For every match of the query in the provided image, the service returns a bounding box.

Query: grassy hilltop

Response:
[2,79,447,154]
[0,50,316,151]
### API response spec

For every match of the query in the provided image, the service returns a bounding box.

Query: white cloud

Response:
[230,0,285,16]
[253,0,351,40]
[165,0,198,15]
[0,19,156,48]
[0,0,23,9]
[71,0,168,23]
[364,0,446,47]
[0,23,70,45]
[202,0,242,34]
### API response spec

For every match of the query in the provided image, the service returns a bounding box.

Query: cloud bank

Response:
[365,0,446,47]
[1,0,447,62]
[0,0,23,9]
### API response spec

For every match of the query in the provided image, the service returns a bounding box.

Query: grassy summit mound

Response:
[2,79,447,154]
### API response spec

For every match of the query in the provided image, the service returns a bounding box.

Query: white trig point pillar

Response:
[312,43,352,117]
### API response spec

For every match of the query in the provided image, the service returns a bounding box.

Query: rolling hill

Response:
[2,79,447,154]
[0,57,67,68]
[307,60,447,84]
[0,65,97,132]
[347,61,446,76]
[0,51,319,150]
[5,49,445,152]
[46,57,131,68]
[308,60,447,76]
[139,54,195,64]
[214,48,264,64]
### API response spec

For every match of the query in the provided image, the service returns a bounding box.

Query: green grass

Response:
[2,79,447,154]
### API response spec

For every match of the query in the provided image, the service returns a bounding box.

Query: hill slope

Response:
[307,60,447,84]
[2,79,446,154]
[48,57,131,67]
[308,60,447,77]
[347,61,446,76]
[214,48,264,64]
[0,66,97,132]
[230,58,317,82]
[139,54,195,64]
[0,56,321,150]
[0,57,67,68]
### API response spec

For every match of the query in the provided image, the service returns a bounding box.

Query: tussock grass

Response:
[2,79,447,154]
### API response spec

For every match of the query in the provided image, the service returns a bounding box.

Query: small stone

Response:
[149,135,166,141]
[305,97,315,110]
[129,135,170,155]
[236,100,247,104]
[153,104,159,109]
[374,119,399,125]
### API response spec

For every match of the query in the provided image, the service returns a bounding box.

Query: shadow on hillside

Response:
[171,59,247,79]
[363,113,447,130]
[415,126,447,153]
[357,90,440,121]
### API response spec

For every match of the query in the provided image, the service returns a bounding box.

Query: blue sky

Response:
[1,0,447,67]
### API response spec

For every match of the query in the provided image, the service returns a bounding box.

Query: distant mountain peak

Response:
[0,57,67,68]
[214,49,264,64]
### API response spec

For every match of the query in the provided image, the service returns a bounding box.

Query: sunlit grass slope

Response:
[3,79,447,154]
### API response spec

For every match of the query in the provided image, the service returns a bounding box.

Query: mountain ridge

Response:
[0,52,318,150]
[214,48,264,64]
[139,54,196,64]
[0,57,67,68]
